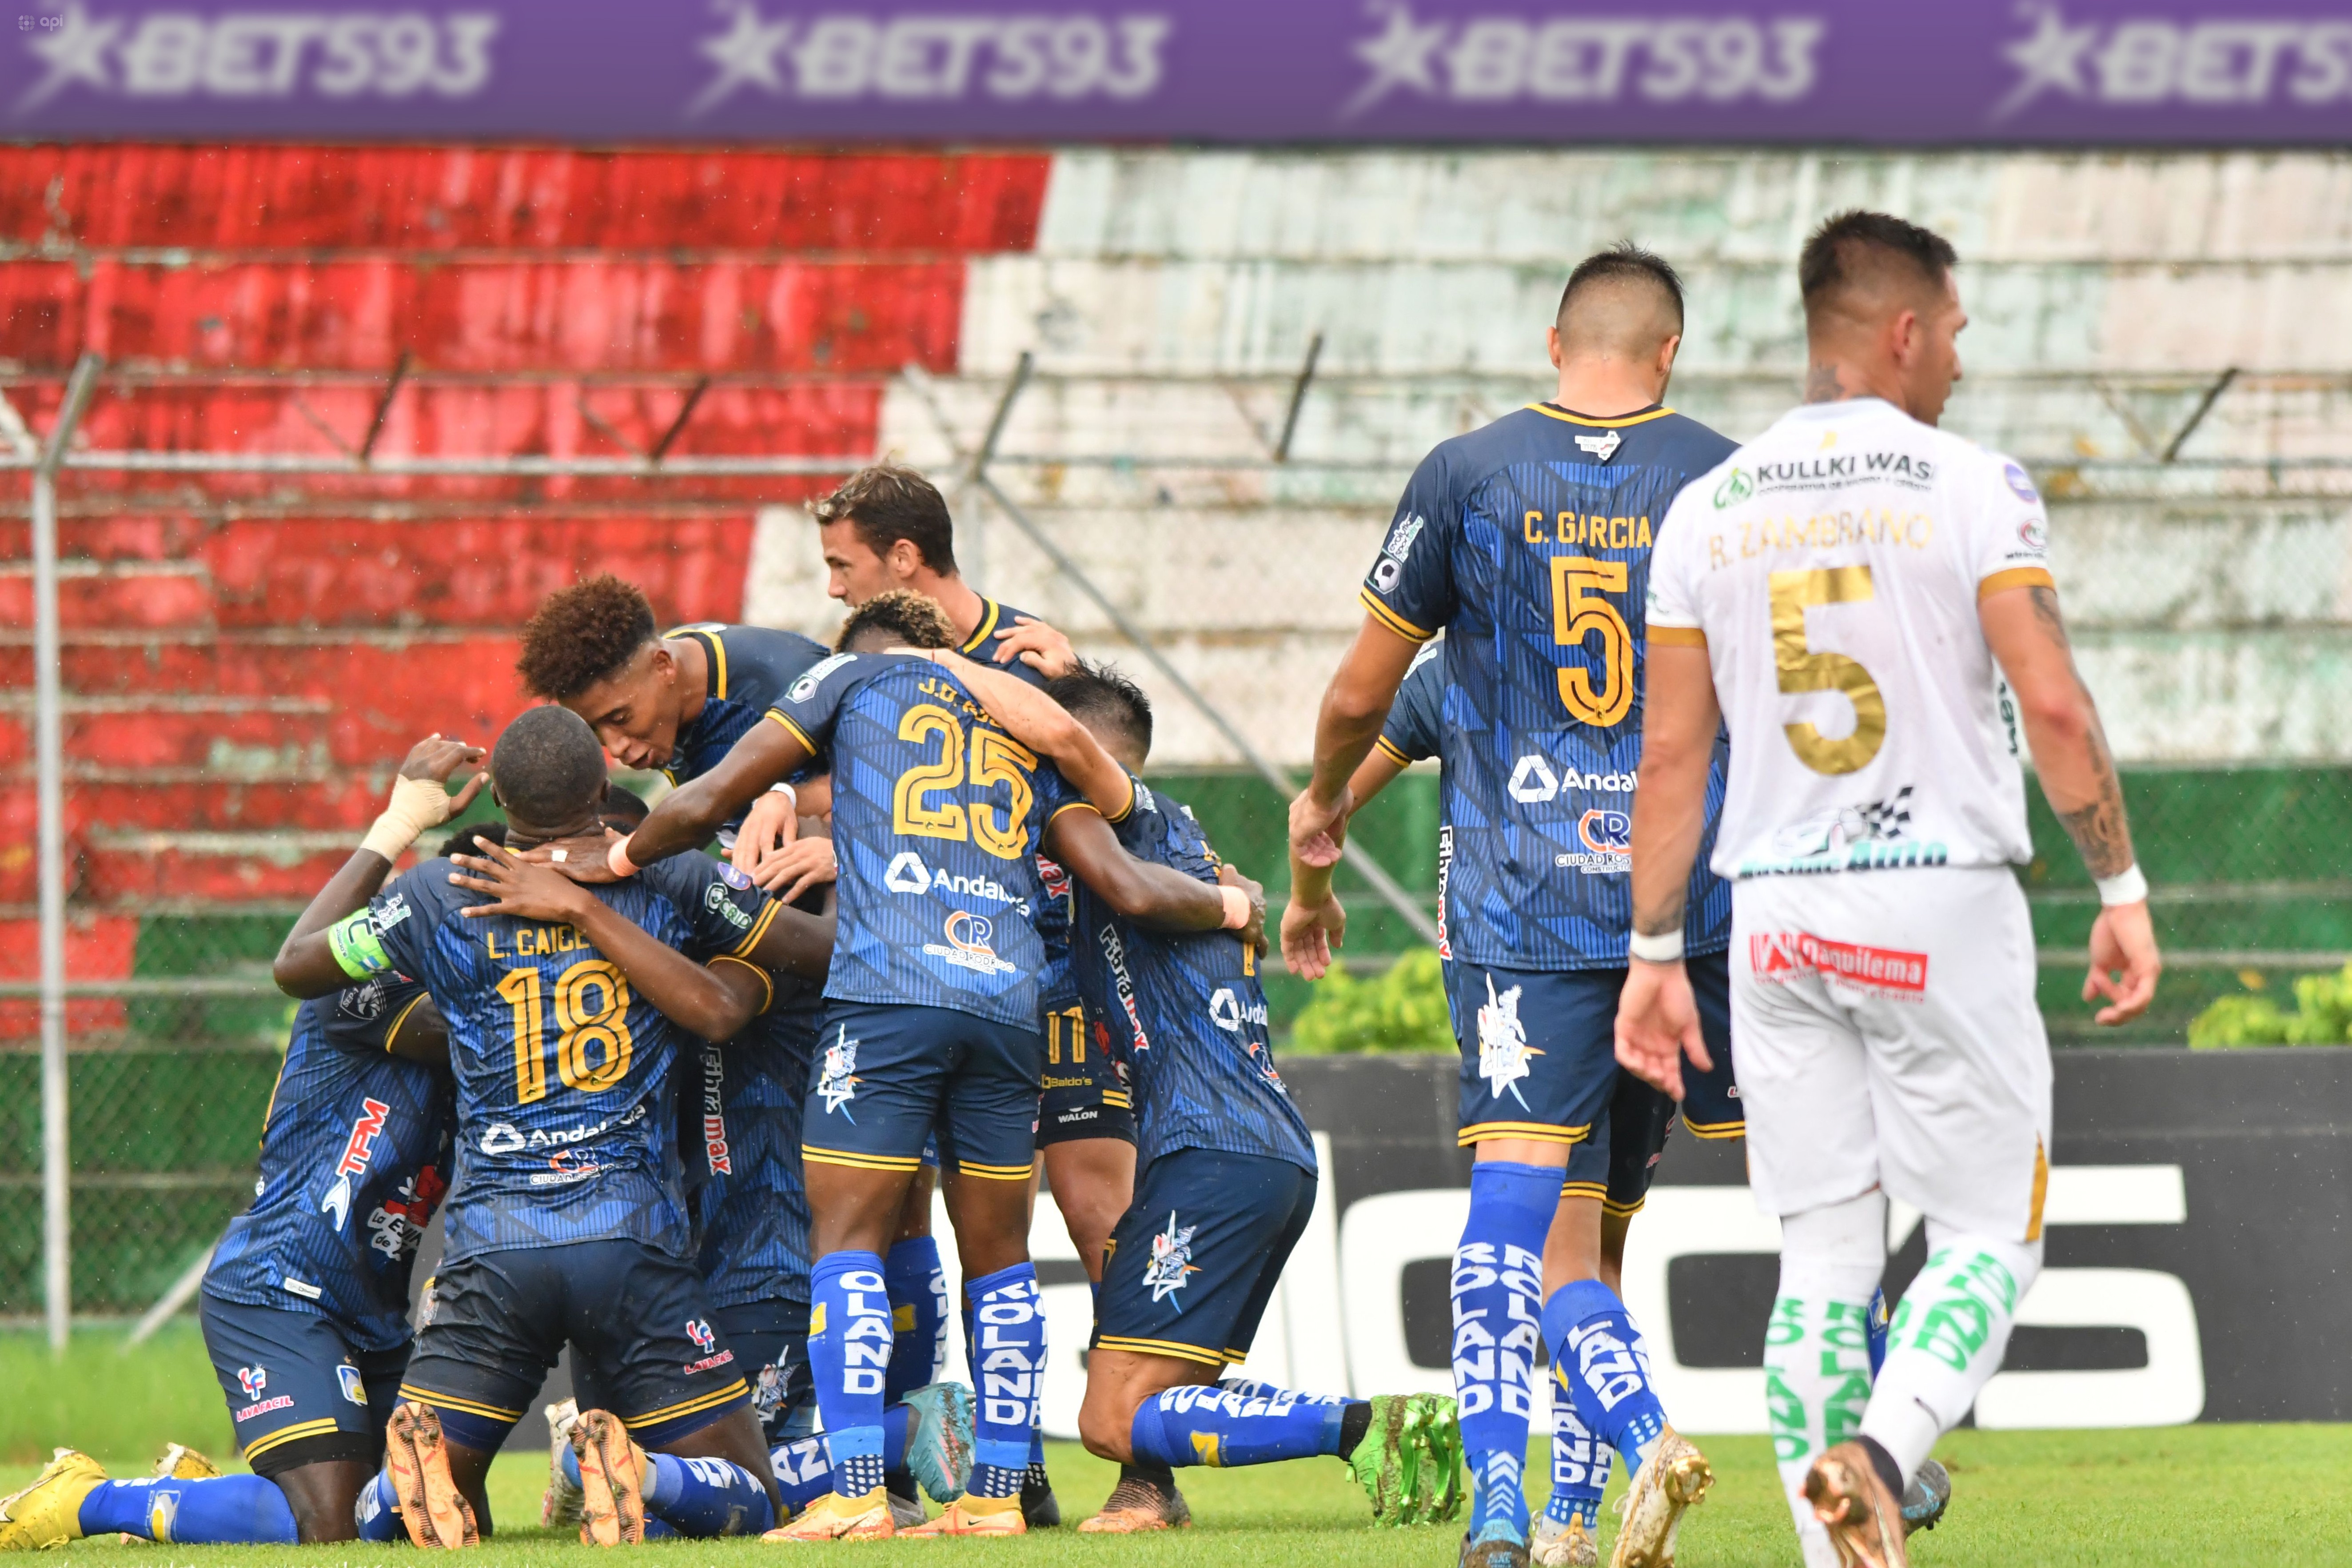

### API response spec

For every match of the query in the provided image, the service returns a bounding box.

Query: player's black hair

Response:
[444,819,507,854]
[488,706,609,826]
[1799,210,1958,317]
[599,782,650,828]
[517,574,659,702]
[837,588,958,652]
[809,462,958,575]
[1556,243,1685,339]
[1047,661,1153,762]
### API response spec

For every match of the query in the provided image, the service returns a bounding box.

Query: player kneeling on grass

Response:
[936,654,1464,1531]
[0,739,480,1553]
[273,706,842,1547]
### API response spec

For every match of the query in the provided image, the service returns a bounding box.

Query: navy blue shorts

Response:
[804,1000,1043,1184]
[399,1239,749,1452]
[1092,1148,1316,1369]
[1559,950,1740,1214]
[200,1293,406,1476]
[1039,1003,1136,1148]
[1451,950,1741,1153]
[575,1296,810,1448]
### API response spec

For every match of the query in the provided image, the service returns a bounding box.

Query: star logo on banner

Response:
[689,0,797,116]
[1992,2,2100,120]
[1342,0,1450,118]
[18,3,120,113]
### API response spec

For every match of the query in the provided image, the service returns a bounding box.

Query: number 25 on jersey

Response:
[893,703,1038,860]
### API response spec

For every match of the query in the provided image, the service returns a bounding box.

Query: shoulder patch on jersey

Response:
[785,652,857,702]
[2003,461,2040,504]
[1371,513,1425,591]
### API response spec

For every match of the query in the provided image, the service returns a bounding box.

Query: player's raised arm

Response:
[1046,808,1264,950]
[448,844,763,1042]
[1980,581,2161,1024]
[1613,640,1722,1101]
[926,648,1135,819]
[274,734,486,998]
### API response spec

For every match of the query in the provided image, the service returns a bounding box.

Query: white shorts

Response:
[1731,865,2052,1243]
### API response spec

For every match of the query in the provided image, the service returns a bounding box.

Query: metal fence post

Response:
[36,353,102,1354]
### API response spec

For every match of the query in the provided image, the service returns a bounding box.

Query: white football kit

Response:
[1647,395,2057,1242]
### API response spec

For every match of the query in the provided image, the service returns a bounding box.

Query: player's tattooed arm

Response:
[925,650,1134,819]
[273,735,486,998]
[449,845,761,1041]
[1046,809,1257,942]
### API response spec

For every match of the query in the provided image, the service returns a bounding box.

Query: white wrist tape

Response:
[1628,928,1685,964]
[2095,863,2149,906]
[768,780,798,811]
[359,774,454,862]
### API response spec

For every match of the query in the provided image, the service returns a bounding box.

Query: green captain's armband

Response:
[327,909,392,979]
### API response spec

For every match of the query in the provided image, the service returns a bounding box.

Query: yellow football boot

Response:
[0,1449,108,1551]
[763,1487,896,1541]
[150,1445,221,1481]
[901,1490,1026,1536]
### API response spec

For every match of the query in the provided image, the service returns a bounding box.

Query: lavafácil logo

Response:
[923,910,1016,975]
[16,5,500,113]
[1714,467,1753,507]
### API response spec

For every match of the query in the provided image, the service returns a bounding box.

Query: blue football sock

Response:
[643,1452,776,1537]
[1130,1383,1349,1469]
[884,1236,949,1404]
[810,1249,893,1498]
[644,1516,679,1539]
[1545,1279,1668,1478]
[79,1476,297,1545]
[1542,1364,1608,1529]
[1867,1286,1890,1380]
[966,1261,1046,1500]
[353,1468,402,1542]
[1453,1160,1554,1540]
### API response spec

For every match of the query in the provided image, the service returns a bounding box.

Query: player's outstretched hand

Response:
[2084,898,2161,1025]
[756,836,837,903]
[1615,959,1710,1102]
[514,826,627,885]
[731,789,797,878]
[449,842,596,924]
[399,733,488,814]
[1218,863,1269,961]
[1282,893,1345,979]
[992,615,1077,678]
[1287,784,1352,869]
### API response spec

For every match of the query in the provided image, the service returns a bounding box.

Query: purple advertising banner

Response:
[5,0,2352,144]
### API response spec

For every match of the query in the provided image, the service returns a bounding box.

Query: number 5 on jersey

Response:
[1771,566,1886,776]
[1550,556,1634,727]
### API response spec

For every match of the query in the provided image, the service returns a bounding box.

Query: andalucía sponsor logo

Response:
[1344,1,1823,115]
[17,4,499,112]
[689,2,1171,115]
[1749,930,1929,997]
[1996,3,2352,119]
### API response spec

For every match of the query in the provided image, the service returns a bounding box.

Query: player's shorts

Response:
[1559,950,1743,1216]
[1732,865,2053,1243]
[1452,954,1743,1149]
[1092,1147,1317,1369]
[399,1238,750,1452]
[803,1000,1043,1183]
[199,1293,407,1476]
[574,1295,811,1448]
[1038,1002,1136,1148]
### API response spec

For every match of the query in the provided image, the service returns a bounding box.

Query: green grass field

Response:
[11,1329,2352,1565]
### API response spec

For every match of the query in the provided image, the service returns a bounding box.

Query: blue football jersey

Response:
[341,853,779,1266]
[685,982,821,1310]
[765,652,1083,1032]
[204,976,455,1352]
[1070,780,1316,1176]
[1359,403,1737,969]
[662,623,832,840]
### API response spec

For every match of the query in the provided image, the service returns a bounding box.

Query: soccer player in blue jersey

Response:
[271,706,837,1548]
[587,590,1256,1539]
[937,657,1464,1533]
[521,573,975,1522]
[809,463,1132,1525]
[0,742,474,1553]
[1288,246,1734,1568]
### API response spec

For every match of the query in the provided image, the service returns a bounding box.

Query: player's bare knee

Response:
[1076,1387,1137,1463]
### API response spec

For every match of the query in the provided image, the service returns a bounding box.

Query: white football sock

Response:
[1863,1223,2042,1480]
[1768,1192,1886,1568]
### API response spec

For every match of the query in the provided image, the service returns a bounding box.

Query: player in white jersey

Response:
[1614,211,2160,1568]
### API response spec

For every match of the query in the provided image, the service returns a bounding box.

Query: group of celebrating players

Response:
[0,207,2160,1568]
